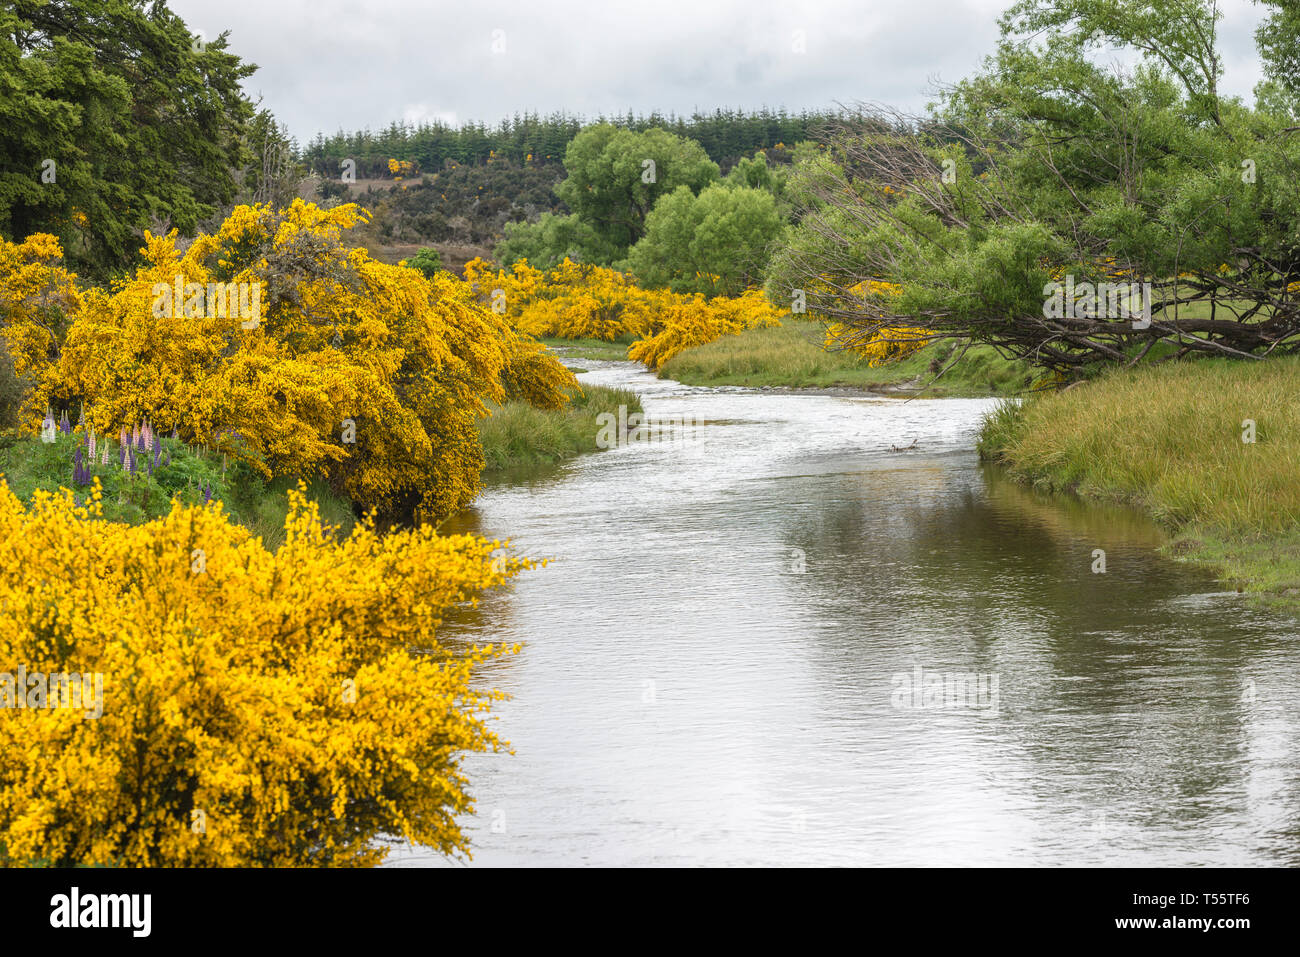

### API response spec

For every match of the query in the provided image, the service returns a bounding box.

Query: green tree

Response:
[624,183,782,296]
[554,124,719,261]
[768,0,1300,375]
[494,211,605,269]
[1254,0,1300,115]
[405,246,443,278]
[724,150,787,198]
[0,0,256,277]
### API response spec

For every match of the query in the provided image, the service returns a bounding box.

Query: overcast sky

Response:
[169,0,1269,143]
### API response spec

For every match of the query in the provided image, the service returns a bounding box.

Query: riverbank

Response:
[658,322,1038,396]
[539,337,637,362]
[978,357,1300,609]
[478,385,643,471]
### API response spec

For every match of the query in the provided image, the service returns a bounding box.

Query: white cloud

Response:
[167,0,1267,141]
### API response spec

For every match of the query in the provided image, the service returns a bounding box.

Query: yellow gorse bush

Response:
[467,257,662,343]
[3,202,576,523]
[0,233,83,422]
[630,289,783,370]
[466,257,787,368]
[821,279,931,367]
[0,479,531,866]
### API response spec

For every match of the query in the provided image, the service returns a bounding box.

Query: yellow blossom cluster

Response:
[465,257,787,368]
[822,321,933,366]
[386,158,415,179]
[465,257,663,342]
[629,289,784,370]
[819,279,931,367]
[0,233,83,422]
[0,480,531,866]
[2,202,576,523]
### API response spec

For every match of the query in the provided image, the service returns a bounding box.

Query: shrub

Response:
[13,201,575,523]
[0,481,531,866]
[465,257,787,366]
[404,247,443,278]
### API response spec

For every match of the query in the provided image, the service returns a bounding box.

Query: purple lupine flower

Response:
[152,445,162,469]
[202,481,212,504]
[59,411,70,434]
[130,448,139,474]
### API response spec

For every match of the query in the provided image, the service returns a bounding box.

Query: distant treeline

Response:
[302,108,842,179]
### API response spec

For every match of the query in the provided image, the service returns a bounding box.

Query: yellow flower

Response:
[0,480,535,866]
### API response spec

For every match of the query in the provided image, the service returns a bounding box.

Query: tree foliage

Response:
[304,107,837,180]
[1254,0,1300,115]
[0,0,257,277]
[768,0,1300,376]
[403,246,443,278]
[623,183,783,296]
[553,124,720,262]
[494,212,600,271]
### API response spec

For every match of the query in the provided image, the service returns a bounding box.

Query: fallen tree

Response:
[767,0,1300,377]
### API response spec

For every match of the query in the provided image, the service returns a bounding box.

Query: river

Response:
[388,358,1300,867]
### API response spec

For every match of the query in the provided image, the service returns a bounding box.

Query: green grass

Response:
[0,431,356,548]
[658,322,1039,396]
[978,356,1300,608]
[538,337,635,361]
[477,385,644,470]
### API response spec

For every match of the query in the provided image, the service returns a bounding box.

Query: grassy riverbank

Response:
[659,322,1038,396]
[539,337,637,362]
[478,385,643,470]
[978,357,1300,608]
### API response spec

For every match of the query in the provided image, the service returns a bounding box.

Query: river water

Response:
[389,359,1300,867]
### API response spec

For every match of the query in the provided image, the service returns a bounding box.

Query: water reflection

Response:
[390,361,1300,866]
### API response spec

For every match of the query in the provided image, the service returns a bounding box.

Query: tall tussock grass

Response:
[477,385,643,470]
[978,358,1300,535]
